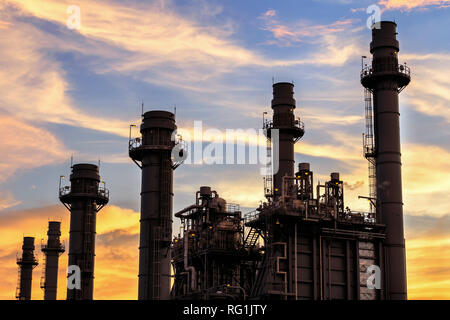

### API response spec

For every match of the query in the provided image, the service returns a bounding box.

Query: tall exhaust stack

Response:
[129,110,183,300]
[269,82,304,200]
[41,221,65,300]
[361,21,410,299]
[16,237,38,300]
[59,164,109,300]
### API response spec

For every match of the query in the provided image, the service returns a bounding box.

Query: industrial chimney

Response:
[41,221,65,300]
[16,237,38,300]
[361,21,410,300]
[129,110,184,300]
[266,82,304,200]
[59,163,109,300]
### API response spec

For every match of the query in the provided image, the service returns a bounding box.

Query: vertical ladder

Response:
[15,265,21,299]
[153,226,161,299]
[264,134,273,200]
[40,251,46,290]
[363,88,376,214]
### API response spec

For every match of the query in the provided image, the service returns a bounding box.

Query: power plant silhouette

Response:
[14,21,410,300]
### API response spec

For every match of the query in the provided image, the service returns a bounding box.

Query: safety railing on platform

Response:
[361,63,410,79]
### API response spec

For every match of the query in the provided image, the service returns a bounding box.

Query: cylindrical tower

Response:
[267,82,304,200]
[129,110,180,300]
[361,21,410,300]
[16,237,38,300]
[59,163,109,300]
[41,221,65,300]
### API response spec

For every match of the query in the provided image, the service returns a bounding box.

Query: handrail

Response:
[361,63,410,79]
[129,137,142,151]
[59,186,109,199]
[226,203,240,213]
[244,210,259,223]
[41,243,65,252]
[263,119,304,130]
[128,136,185,151]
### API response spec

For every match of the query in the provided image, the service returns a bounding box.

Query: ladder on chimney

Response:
[263,133,273,200]
[15,264,21,299]
[40,248,46,291]
[152,226,161,299]
[363,88,376,214]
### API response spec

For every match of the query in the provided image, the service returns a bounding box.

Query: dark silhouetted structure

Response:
[171,30,412,296]
[361,21,410,300]
[16,237,38,300]
[41,221,65,300]
[244,81,386,300]
[129,111,184,300]
[171,187,256,299]
[266,82,305,201]
[60,164,109,300]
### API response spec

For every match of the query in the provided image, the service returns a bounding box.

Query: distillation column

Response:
[361,21,411,300]
[41,221,65,300]
[16,237,38,300]
[269,82,304,199]
[59,164,109,300]
[129,111,180,300]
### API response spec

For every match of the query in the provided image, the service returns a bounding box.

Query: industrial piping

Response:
[129,111,182,300]
[41,221,65,300]
[16,237,38,300]
[59,163,109,300]
[361,21,410,299]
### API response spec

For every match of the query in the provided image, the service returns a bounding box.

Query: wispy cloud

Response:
[259,10,364,66]
[260,10,358,46]
[4,0,368,100]
[0,116,69,182]
[0,15,134,138]
[403,53,450,122]
[0,191,21,210]
[379,0,450,11]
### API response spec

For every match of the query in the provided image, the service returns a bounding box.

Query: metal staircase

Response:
[244,228,260,249]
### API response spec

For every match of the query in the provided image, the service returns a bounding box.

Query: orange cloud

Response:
[405,214,450,299]
[0,191,21,210]
[2,0,368,103]
[0,15,134,138]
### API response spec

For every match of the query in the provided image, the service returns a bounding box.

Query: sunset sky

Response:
[0,0,449,300]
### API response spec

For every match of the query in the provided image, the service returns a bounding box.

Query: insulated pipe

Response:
[174,205,200,218]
